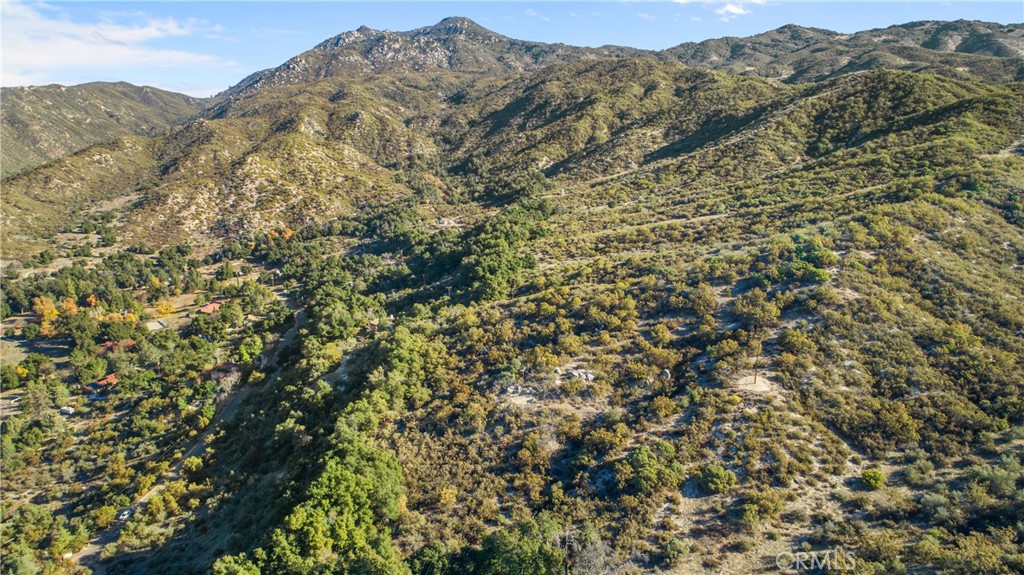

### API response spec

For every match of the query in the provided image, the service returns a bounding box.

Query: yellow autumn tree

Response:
[155,302,175,317]
[60,298,79,315]
[33,296,59,337]
[33,296,58,322]
[39,322,57,338]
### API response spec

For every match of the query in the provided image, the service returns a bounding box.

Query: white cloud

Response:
[674,0,765,3]
[716,3,751,21]
[523,8,551,22]
[1,1,236,93]
[670,0,762,22]
[637,12,657,21]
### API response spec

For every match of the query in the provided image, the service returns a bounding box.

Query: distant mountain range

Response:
[2,18,1022,253]
[0,82,211,178]
[666,19,1024,82]
[222,18,1024,99]
[4,18,1020,180]
[3,18,1020,179]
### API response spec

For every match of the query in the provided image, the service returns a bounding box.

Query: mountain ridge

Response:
[221,17,1024,100]
[665,18,1024,82]
[3,17,1020,181]
[221,16,646,98]
[0,82,211,178]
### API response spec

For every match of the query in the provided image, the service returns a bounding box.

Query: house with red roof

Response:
[84,373,119,396]
[99,340,138,355]
[196,301,222,315]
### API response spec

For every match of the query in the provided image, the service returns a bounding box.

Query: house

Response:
[84,373,119,396]
[100,339,139,353]
[196,301,222,315]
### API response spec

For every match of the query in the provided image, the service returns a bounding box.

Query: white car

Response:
[118,509,133,521]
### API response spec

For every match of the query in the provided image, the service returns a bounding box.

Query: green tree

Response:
[93,506,117,529]
[265,443,408,575]
[3,542,40,575]
[211,554,262,575]
[733,288,780,332]
[476,513,564,575]
[689,282,718,317]
[216,260,237,281]
[236,335,264,364]
[21,323,40,340]
[621,445,681,494]
[409,543,451,575]
[74,356,108,384]
[220,301,244,328]
[1,363,21,390]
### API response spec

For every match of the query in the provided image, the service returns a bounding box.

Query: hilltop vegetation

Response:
[2,17,1024,575]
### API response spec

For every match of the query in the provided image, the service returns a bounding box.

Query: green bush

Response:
[663,537,690,567]
[699,465,738,494]
[861,468,886,491]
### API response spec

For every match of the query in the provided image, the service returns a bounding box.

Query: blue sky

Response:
[2,1,1021,97]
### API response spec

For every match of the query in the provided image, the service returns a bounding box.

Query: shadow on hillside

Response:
[104,380,328,575]
[642,104,774,165]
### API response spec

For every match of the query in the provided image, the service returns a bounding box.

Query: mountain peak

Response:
[771,23,835,37]
[435,16,481,28]
[222,17,644,98]
[409,16,504,41]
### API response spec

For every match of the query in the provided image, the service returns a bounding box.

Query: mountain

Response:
[0,82,210,178]
[228,18,1024,99]
[665,20,1024,82]
[222,16,646,98]
[2,17,1024,575]
[3,19,1020,182]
